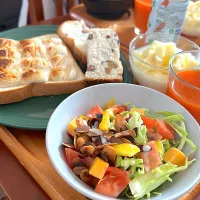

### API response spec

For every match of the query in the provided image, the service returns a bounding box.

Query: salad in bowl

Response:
[63,99,196,199]
[46,83,200,200]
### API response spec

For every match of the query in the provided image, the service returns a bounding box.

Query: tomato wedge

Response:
[140,141,162,172]
[95,167,130,198]
[87,105,103,118]
[156,119,175,139]
[141,115,157,129]
[110,105,127,114]
[65,148,80,169]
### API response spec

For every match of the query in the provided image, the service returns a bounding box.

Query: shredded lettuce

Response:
[144,112,158,119]
[115,155,123,168]
[132,106,150,112]
[177,121,186,151]
[128,160,195,199]
[109,120,115,130]
[115,156,144,179]
[128,111,143,130]
[162,114,184,123]
[169,122,197,157]
[171,140,180,148]
[156,111,177,117]
[135,125,147,145]
[120,111,130,117]
[161,140,171,152]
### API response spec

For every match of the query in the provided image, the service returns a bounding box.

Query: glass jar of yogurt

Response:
[129,33,199,93]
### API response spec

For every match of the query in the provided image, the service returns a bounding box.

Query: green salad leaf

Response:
[115,156,144,179]
[109,120,115,130]
[128,111,143,130]
[135,125,147,145]
[144,112,158,119]
[156,111,177,117]
[161,140,171,152]
[162,114,184,123]
[169,122,197,157]
[128,160,195,199]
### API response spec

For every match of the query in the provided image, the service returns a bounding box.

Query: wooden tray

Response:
[0,126,200,200]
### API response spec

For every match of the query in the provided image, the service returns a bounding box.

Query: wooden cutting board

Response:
[0,126,199,200]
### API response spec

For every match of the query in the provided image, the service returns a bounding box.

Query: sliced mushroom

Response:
[114,130,136,138]
[73,167,87,176]
[89,128,103,135]
[87,118,97,128]
[62,143,75,149]
[95,143,118,150]
[72,157,86,168]
[109,129,116,134]
[109,136,123,144]
[147,130,163,141]
[75,126,90,133]
[81,134,90,143]
[80,169,91,183]
[76,137,85,150]
[76,116,84,126]
[103,146,116,165]
[103,132,114,140]
[121,138,132,144]
[92,137,102,147]
[114,114,127,132]
[80,145,95,156]
[94,149,101,157]
[87,132,99,137]
[74,134,78,149]
[100,151,108,162]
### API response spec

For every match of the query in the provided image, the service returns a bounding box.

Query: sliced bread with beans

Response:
[57,21,123,85]
[85,28,123,85]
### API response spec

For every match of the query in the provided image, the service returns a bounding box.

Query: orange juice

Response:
[167,70,200,124]
[135,0,152,33]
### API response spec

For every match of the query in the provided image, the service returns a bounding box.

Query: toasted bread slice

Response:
[57,20,90,69]
[0,34,85,104]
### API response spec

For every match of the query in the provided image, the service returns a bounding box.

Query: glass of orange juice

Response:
[134,0,152,34]
[167,50,200,124]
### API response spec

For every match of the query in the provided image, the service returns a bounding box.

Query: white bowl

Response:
[46,83,200,200]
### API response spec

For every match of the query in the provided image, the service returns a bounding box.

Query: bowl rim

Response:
[169,50,200,92]
[129,33,200,71]
[46,83,200,200]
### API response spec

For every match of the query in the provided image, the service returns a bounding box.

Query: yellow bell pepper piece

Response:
[156,141,164,155]
[103,98,115,110]
[163,147,186,166]
[89,157,109,179]
[113,144,140,157]
[99,110,111,131]
[130,108,145,115]
[106,109,115,120]
[67,116,88,137]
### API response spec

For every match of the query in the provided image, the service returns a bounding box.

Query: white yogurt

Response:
[129,41,199,94]
[182,1,200,37]
[130,41,181,93]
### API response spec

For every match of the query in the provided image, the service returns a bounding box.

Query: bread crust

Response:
[0,33,86,104]
[57,21,87,70]
[85,78,122,86]
[0,80,86,104]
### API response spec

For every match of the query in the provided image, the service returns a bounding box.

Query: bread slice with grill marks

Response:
[0,34,85,104]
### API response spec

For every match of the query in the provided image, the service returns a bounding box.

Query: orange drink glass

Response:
[167,50,200,124]
[134,0,152,34]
